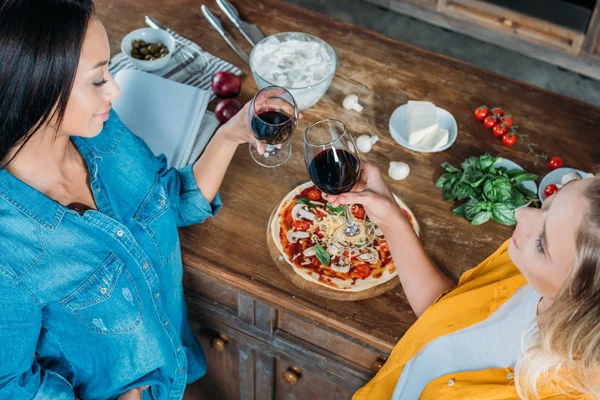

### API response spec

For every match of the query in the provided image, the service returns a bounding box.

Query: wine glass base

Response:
[331,220,375,252]
[249,141,292,168]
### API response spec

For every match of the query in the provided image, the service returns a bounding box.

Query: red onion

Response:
[214,98,242,124]
[211,72,242,98]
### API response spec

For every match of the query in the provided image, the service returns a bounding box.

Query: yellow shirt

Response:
[353,240,583,400]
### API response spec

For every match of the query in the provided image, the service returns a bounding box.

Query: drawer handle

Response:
[282,366,302,385]
[211,332,229,352]
[371,357,387,372]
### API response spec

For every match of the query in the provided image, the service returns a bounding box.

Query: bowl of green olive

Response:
[121,28,175,72]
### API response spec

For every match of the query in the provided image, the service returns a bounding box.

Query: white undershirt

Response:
[392,284,541,400]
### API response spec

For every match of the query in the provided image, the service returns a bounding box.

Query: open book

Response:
[112,69,218,169]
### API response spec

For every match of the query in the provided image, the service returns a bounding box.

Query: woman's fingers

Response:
[329,191,374,208]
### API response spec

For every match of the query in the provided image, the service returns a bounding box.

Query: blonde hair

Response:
[516,175,600,399]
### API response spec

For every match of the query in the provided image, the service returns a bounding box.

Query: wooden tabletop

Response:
[97,0,600,352]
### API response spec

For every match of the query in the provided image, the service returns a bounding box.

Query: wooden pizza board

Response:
[266,206,400,301]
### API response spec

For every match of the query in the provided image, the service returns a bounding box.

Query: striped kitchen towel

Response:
[109,28,241,101]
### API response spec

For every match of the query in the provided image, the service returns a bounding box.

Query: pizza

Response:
[270,182,419,292]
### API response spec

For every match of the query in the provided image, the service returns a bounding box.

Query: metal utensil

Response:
[215,0,265,47]
[144,16,208,75]
[201,5,249,64]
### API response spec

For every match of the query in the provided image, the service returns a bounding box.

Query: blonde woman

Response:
[327,163,599,399]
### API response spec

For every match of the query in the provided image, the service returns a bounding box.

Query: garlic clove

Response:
[388,161,410,181]
[560,171,582,186]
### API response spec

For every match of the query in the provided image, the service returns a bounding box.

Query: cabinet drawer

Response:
[438,0,584,54]
[278,311,387,374]
[183,268,238,312]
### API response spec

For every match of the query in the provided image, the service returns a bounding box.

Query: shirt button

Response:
[159,199,166,207]
[448,379,455,386]
[507,373,514,380]
[99,286,107,294]
[143,262,149,270]
[155,292,160,299]
[116,229,124,237]
[96,186,101,192]
[177,346,181,353]
[178,368,184,373]
[163,320,169,326]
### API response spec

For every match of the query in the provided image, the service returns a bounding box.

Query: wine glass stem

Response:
[343,204,360,237]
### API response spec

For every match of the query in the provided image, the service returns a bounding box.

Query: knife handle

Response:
[201,5,226,35]
[144,16,165,30]
[216,0,241,28]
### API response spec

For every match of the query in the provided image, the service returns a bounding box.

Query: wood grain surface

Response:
[96,0,600,353]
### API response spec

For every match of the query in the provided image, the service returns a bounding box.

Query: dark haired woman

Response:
[0,1,262,399]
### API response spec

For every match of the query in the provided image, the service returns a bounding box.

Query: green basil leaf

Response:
[517,184,537,199]
[314,244,331,266]
[511,188,527,207]
[326,203,344,215]
[492,203,516,225]
[464,198,483,219]
[483,179,497,202]
[457,184,477,200]
[441,162,460,173]
[511,172,538,184]
[471,210,492,225]
[461,156,480,172]
[297,198,315,207]
[453,203,468,218]
[435,172,456,188]
[479,154,497,171]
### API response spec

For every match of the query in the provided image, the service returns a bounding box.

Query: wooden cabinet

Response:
[182,268,382,400]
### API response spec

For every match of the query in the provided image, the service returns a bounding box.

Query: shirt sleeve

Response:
[130,133,222,228]
[0,272,74,400]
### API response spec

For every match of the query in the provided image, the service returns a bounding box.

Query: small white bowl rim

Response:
[120,27,176,65]
[538,167,587,203]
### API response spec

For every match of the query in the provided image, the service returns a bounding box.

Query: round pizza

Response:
[270,182,419,292]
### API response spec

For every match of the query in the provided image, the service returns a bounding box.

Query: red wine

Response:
[309,148,360,195]
[251,110,296,145]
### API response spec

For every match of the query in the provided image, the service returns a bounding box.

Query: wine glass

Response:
[303,119,374,254]
[248,86,299,168]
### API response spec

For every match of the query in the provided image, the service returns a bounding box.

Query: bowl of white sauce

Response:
[249,32,337,110]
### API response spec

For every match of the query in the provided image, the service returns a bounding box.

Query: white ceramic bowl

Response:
[494,157,538,208]
[121,28,175,72]
[538,167,588,203]
[388,104,457,153]
[249,32,337,111]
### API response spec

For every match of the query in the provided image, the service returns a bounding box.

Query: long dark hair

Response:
[0,0,95,167]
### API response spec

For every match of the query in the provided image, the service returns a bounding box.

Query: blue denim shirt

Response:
[0,110,222,400]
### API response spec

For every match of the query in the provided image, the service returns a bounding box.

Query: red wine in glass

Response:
[308,148,360,195]
[251,110,297,145]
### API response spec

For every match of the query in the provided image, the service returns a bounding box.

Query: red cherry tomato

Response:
[307,189,321,201]
[354,263,372,278]
[474,106,489,121]
[492,122,508,137]
[500,115,513,126]
[549,157,563,170]
[351,204,366,220]
[483,115,499,129]
[293,221,311,231]
[491,107,504,116]
[315,227,324,239]
[544,184,559,198]
[502,132,517,147]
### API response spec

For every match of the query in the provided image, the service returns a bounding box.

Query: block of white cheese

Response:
[419,128,449,151]
[406,101,439,145]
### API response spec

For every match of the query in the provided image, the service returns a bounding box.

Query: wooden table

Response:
[98,1,600,398]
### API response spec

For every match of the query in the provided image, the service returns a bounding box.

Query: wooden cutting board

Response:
[266,205,401,301]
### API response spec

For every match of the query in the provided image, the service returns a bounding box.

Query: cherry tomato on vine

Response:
[500,115,513,126]
[491,107,504,116]
[492,122,509,137]
[483,115,499,129]
[502,132,517,147]
[474,106,489,121]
